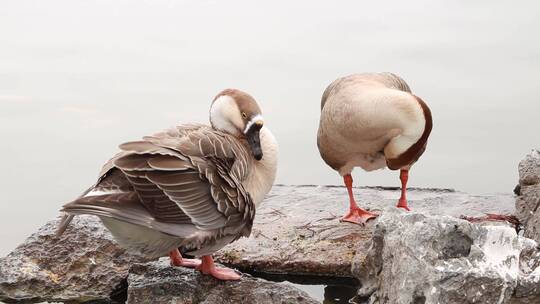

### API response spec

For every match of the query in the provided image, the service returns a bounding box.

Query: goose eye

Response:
[241,112,247,119]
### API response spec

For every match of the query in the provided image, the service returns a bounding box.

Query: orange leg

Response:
[340,174,378,225]
[196,255,241,280]
[169,248,201,268]
[396,169,411,211]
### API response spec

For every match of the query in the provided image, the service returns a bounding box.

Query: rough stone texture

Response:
[215,185,515,277]
[0,215,151,303]
[353,209,540,304]
[510,245,540,304]
[127,259,319,304]
[0,185,517,303]
[515,149,540,243]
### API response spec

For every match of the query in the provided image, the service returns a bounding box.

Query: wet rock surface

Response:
[127,259,319,304]
[353,209,540,304]
[0,215,151,303]
[515,149,540,243]
[215,184,515,277]
[0,185,518,303]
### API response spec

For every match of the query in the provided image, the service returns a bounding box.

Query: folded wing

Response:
[62,124,255,238]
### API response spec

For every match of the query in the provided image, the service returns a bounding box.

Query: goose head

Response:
[210,89,265,160]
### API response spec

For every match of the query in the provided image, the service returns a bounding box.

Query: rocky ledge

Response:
[127,259,318,304]
[215,184,515,277]
[0,215,151,303]
[515,149,540,243]
[1,150,539,304]
[354,209,540,304]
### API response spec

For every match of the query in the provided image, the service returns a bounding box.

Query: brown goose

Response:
[57,89,278,280]
[317,73,432,225]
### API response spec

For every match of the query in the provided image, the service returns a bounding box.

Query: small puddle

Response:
[245,271,362,303]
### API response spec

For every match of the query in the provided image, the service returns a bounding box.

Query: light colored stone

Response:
[510,245,540,304]
[518,150,540,186]
[353,209,540,304]
[515,150,540,244]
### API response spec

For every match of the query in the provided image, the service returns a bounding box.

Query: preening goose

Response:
[317,73,432,225]
[57,89,278,280]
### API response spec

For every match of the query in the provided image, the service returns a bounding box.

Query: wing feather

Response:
[147,156,191,171]
[114,154,153,171]
[65,123,255,237]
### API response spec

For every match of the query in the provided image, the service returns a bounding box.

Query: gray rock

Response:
[510,245,540,304]
[0,185,517,303]
[216,185,515,277]
[127,259,319,304]
[518,150,540,186]
[515,150,540,243]
[353,209,540,304]
[0,215,150,303]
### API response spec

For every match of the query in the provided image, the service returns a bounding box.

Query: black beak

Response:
[245,122,263,161]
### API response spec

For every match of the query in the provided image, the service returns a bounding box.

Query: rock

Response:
[510,245,540,304]
[515,150,540,243]
[215,185,515,277]
[352,209,540,304]
[127,259,319,304]
[0,185,517,302]
[518,150,540,186]
[0,215,150,303]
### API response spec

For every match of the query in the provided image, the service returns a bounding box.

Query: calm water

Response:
[1,0,539,266]
[249,272,359,303]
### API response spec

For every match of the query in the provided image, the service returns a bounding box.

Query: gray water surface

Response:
[1,1,539,257]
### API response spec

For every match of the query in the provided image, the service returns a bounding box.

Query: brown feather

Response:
[147,155,191,171]
[60,122,256,241]
[114,154,153,171]
[119,141,181,157]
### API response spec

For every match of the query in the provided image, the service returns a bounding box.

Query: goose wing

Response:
[62,124,255,237]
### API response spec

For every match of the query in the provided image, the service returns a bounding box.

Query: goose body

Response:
[317,73,432,224]
[58,89,278,280]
